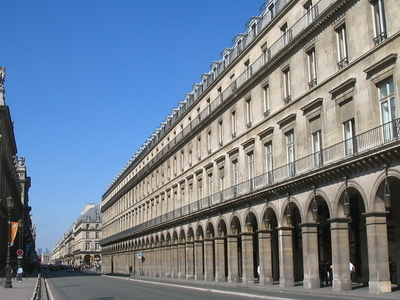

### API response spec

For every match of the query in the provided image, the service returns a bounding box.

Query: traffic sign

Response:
[137,252,142,259]
[16,249,24,256]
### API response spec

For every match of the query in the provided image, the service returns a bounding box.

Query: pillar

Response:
[364,212,391,293]
[178,242,186,279]
[257,229,274,285]
[215,237,226,282]
[171,243,178,278]
[329,218,351,291]
[227,235,239,282]
[165,244,171,278]
[194,240,204,280]
[204,238,215,281]
[278,226,294,287]
[300,223,320,289]
[186,241,194,279]
[241,232,255,284]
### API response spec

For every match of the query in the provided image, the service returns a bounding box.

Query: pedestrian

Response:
[17,267,23,282]
[350,262,355,282]
[257,265,260,277]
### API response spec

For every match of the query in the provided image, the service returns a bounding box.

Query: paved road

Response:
[44,270,400,300]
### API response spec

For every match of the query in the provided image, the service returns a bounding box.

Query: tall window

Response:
[265,142,273,184]
[180,150,184,171]
[246,98,253,127]
[305,1,313,25]
[197,137,201,160]
[307,48,317,88]
[218,120,223,146]
[281,23,291,46]
[219,167,225,198]
[372,0,387,45]
[344,119,356,155]
[286,130,295,176]
[283,68,291,104]
[336,24,348,69]
[86,243,91,251]
[263,84,270,116]
[248,152,255,190]
[232,159,239,186]
[198,179,203,200]
[207,130,212,153]
[312,130,322,167]
[208,173,213,198]
[231,110,237,137]
[379,79,397,141]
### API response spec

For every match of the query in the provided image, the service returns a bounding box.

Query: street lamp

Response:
[4,196,14,289]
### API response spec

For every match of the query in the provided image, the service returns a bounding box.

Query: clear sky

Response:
[2,1,265,251]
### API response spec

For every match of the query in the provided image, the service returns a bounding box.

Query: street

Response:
[43,269,397,300]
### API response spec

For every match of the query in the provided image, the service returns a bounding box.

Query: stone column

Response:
[154,246,160,277]
[257,229,274,285]
[278,226,294,287]
[149,246,155,277]
[364,212,391,293]
[171,243,178,278]
[204,238,215,281]
[241,232,255,284]
[178,242,186,279]
[165,244,171,278]
[186,241,194,279]
[300,223,320,289]
[214,237,226,282]
[329,218,351,291]
[194,240,204,280]
[160,245,166,277]
[227,235,239,282]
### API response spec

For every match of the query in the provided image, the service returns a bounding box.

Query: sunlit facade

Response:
[100,0,400,294]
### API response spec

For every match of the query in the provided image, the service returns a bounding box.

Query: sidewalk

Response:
[0,270,43,300]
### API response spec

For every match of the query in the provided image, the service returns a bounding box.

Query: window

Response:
[245,60,252,80]
[305,1,313,25]
[218,87,223,103]
[180,150,184,171]
[263,84,270,116]
[231,110,237,137]
[372,0,387,45]
[248,151,255,190]
[95,243,100,251]
[86,232,90,238]
[86,243,91,251]
[95,231,99,239]
[197,137,201,160]
[343,119,356,155]
[312,131,322,167]
[283,68,291,103]
[219,167,225,196]
[307,48,317,88]
[198,179,203,200]
[208,173,213,198]
[246,98,252,127]
[265,142,273,184]
[336,24,348,69]
[286,130,295,176]
[379,79,397,141]
[232,159,239,186]
[207,98,211,114]
[281,23,291,46]
[218,120,223,146]
[207,130,212,153]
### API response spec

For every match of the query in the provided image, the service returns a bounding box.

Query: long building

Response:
[100,0,400,294]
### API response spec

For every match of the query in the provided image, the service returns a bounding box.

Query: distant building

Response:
[100,0,400,295]
[52,204,102,266]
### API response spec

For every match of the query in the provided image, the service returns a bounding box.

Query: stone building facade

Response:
[52,204,102,266]
[100,0,400,294]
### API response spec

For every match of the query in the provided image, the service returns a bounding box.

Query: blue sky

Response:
[2,1,265,251]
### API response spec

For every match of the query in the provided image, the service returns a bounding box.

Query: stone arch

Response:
[230,214,241,235]
[196,224,204,240]
[216,218,228,237]
[205,220,215,238]
[188,227,195,241]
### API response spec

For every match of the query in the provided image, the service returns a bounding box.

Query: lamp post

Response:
[4,196,14,289]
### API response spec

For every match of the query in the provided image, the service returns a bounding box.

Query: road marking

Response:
[103,275,294,300]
